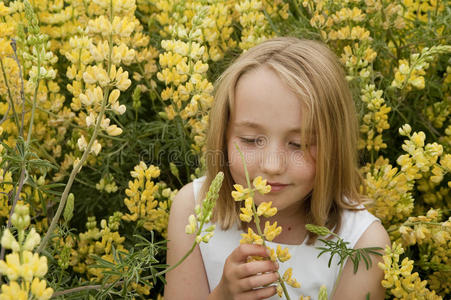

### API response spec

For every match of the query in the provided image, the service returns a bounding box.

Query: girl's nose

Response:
[260,145,286,175]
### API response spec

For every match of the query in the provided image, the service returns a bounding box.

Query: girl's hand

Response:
[211,244,279,300]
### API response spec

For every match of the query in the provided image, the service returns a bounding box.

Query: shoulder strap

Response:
[339,209,380,249]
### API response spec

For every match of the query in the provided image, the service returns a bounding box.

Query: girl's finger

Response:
[230,244,269,263]
[238,272,279,291]
[240,285,278,300]
[236,260,278,278]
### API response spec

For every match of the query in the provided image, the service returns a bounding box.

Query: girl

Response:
[165,37,390,300]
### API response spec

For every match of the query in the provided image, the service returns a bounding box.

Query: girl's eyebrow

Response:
[234,121,263,129]
[234,121,301,133]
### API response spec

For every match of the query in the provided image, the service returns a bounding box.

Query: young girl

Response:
[165,37,390,300]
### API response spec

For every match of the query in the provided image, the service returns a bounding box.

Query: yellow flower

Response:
[399,124,412,136]
[185,215,197,234]
[22,251,48,281]
[0,229,20,252]
[263,221,282,241]
[282,267,300,288]
[276,283,283,297]
[106,124,123,136]
[31,278,53,300]
[267,247,277,261]
[276,245,291,262]
[239,197,253,223]
[256,201,277,217]
[23,228,41,251]
[0,281,28,300]
[252,176,271,194]
[114,67,132,91]
[411,132,425,148]
[108,89,121,104]
[77,135,88,151]
[0,252,21,281]
[231,184,251,201]
[240,227,263,245]
[441,154,451,171]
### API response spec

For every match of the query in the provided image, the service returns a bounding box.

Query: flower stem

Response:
[37,86,111,254]
[0,58,20,130]
[26,46,41,145]
[330,254,344,297]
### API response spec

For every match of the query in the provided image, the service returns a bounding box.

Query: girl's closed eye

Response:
[239,136,267,146]
[289,141,301,148]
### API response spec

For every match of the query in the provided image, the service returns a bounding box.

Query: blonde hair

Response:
[202,37,365,245]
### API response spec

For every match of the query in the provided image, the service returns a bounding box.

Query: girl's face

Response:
[226,66,317,214]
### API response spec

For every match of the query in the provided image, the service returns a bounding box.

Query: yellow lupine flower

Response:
[0,281,28,300]
[252,176,271,194]
[114,67,132,91]
[0,251,47,282]
[23,228,41,251]
[31,277,53,300]
[441,154,451,171]
[239,197,253,223]
[0,229,20,252]
[263,221,282,242]
[276,245,291,262]
[257,201,277,217]
[185,215,197,234]
[0,252,21,281]
[240,227,263,245]
[411,132,425,148]
[276,283,283,297]
[267,247,277,261]
[282,267,300,288]
[106,124,123,136]
[231,184,251,201]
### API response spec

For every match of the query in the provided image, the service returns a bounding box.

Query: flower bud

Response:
[318,285,328,300]
[305,224,331,236]
[399,124,412,136]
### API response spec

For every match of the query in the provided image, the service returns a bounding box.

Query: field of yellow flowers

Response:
[0,0,450,299]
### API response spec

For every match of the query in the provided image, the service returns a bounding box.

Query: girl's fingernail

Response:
[274,261,279,269]
[266,249,271,256]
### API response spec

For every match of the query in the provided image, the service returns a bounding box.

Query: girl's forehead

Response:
[230,66,307,132]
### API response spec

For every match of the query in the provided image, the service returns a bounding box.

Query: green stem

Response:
[387,221,443,233]
[156,242,197,277]
[330,252,345,298]
[26,48,41,145]
[37,85,111,253]
[0,58,20,130]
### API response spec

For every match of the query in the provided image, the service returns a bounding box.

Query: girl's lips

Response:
[268,182,288,192]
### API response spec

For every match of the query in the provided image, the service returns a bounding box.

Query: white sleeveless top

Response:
[194,176,379,299]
